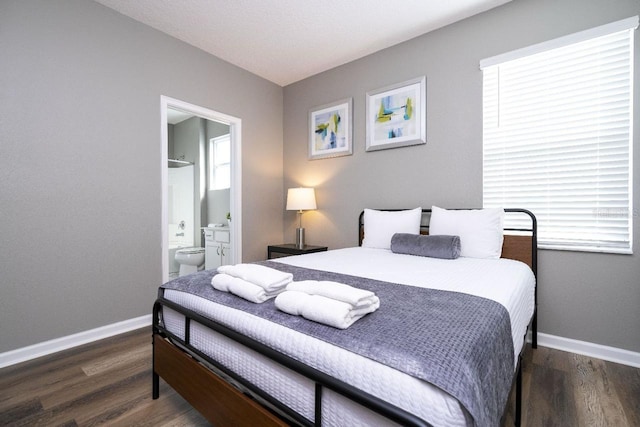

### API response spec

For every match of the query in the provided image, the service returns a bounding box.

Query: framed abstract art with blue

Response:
[308,98,353,160]
[365,76,426,152]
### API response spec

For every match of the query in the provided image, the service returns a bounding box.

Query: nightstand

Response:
[267,244,328,259]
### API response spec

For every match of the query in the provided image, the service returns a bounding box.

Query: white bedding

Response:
[162,247,535,427]
[277,247,536,365]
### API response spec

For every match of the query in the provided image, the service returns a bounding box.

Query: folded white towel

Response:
[275,290,379,329]
[287,280,379,308]
[212,273,282,303]
[217,264,293,292]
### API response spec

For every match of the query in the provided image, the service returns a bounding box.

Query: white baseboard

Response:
[0,314,151,369]
[533,332,640,368]
[2,317,639,370]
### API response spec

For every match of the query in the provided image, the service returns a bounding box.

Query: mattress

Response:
[162,247,535,427]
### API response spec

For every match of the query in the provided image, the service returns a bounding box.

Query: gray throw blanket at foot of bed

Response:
[160,261,514,427]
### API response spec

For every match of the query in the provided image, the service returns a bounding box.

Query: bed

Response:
[152,207,538,427]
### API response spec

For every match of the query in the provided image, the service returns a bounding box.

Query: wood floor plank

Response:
[0,364,86,412]
[39,349,151,409]
[0,330,152,413]
[604,360,640,427]
[100,382,208,426]
[155,409,210,427]
[71,373,152,426]
[572,354,628,427]
[14,370,149,426]
[0,399,43,426]
[532,345,572,373]
[524,363,578,427]
[81,345,150,377]
[0,328,150,386]
[1,328,638,427]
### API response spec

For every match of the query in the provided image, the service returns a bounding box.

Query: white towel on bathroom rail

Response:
[217,264,293,293]
[211,273,282,304]
[274,290,379,329]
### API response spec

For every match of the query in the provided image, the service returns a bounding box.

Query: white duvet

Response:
[162,247,535,427]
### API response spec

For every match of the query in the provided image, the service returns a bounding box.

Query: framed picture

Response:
[365,76,426,152]
[309,98,353,160]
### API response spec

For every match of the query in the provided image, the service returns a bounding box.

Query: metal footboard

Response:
[152,297,433,427]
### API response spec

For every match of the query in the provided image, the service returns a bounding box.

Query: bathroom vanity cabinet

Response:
[203,227,231,270]
[205,241,230,269]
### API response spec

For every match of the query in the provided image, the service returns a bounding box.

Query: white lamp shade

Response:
[286,187,317,211]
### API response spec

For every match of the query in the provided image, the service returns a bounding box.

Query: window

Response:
[209,134,230,190]
[481,17,637,254]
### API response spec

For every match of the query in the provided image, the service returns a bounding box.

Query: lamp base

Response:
[295,227,305,249]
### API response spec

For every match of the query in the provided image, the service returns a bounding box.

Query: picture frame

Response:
[309,98,353,160]
[365,76,426,152]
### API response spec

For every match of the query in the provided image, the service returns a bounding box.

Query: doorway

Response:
[160,96,242,282]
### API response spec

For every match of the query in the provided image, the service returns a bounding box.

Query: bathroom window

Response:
[209,134,230,190]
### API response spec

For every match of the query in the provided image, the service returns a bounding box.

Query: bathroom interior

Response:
[167,107,231,278]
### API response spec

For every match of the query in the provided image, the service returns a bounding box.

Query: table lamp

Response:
[286,187,317,249]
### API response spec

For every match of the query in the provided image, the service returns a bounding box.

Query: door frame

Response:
[160,95,242,282]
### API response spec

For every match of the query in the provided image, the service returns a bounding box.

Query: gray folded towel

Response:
[390,233,461,259]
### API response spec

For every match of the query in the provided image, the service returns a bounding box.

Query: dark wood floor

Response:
[502,342,639,427]
[1,327,638,426]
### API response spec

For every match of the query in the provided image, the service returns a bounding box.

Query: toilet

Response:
[175,247,206,276]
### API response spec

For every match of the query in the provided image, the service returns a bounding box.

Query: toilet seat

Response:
[175,247,206,277]
[176,247,205,255]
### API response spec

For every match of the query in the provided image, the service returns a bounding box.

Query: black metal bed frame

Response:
[153,298,432,426]
[153,208,538,427]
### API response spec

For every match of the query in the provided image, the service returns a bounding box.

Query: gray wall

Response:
[0,0,284,353]
[283,0,640,353]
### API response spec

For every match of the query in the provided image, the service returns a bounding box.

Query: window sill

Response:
[539,243,633,255]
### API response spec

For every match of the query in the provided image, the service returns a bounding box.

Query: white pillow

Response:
[429,206,505,259]
[362,208,422,249]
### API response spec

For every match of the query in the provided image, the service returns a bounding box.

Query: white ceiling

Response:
[95,0,511,86]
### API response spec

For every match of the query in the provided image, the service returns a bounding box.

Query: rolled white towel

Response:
[212,273,282,303]
[275,290,379,329]
[287,280,379,308]
[217,264,293,292]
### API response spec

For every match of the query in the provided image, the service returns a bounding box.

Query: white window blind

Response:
[482,17,637,253]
